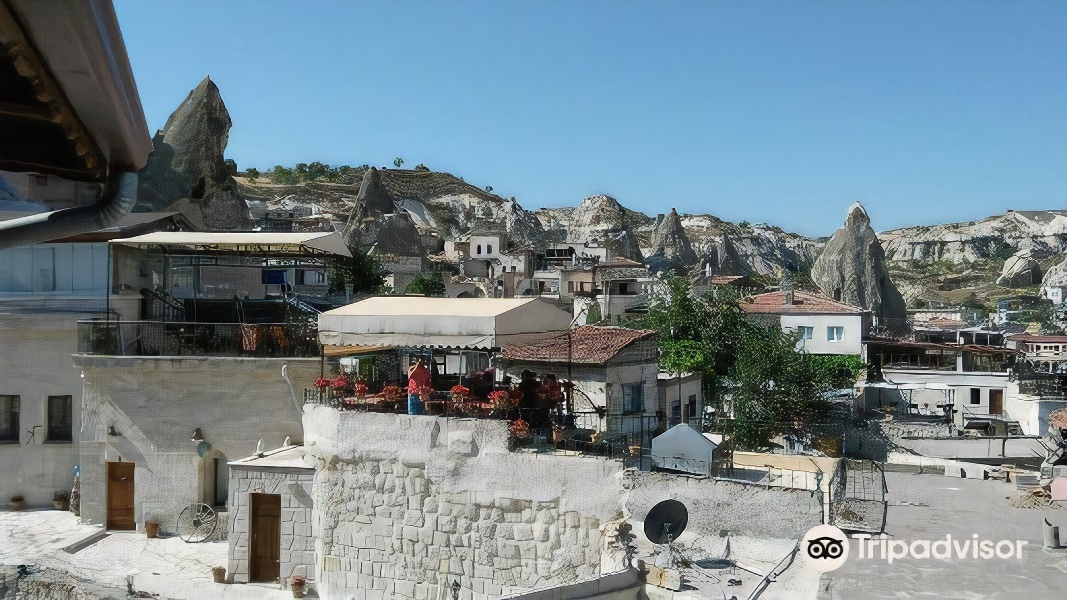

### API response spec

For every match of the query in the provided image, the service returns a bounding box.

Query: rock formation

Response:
[341,167,423,256]
[812,202,907,321]
[700,234,753,277]
[545,195,645,262]
[647,208,698,269]
[1043,257,1067,291]
[136,77,250,229]
[997,249,1043,288]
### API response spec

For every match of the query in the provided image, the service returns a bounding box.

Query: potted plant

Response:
[145,520,160,538]
[211,566,226,583]
[291,575,307,598]
[52,491,69,511]
[9,495,26,511]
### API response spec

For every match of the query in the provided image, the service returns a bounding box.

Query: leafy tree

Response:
[327,246,387,295]
[224,159,238,176]
[393,157,404,168]
[294,163,310,180]
[414,164,430,172]
[306,161,330,181]
[405,273,446,296]
[245,167,260,183]
[272,165,296,185]
[485,186,493,193]
[636,275,850,449]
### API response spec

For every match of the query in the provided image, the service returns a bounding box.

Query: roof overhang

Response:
[0,0,150,180]
[109,231,353,258]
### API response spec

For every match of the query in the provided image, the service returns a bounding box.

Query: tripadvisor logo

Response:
[800,526,1028,572]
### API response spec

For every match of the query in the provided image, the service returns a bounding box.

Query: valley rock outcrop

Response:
[646,208,698,270]
[812,202,907,321]
[136,77,250,229]
[341,167,423,257]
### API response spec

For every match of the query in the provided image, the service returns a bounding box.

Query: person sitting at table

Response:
[407,357,431,415]
[470,370,492,402]
[518,370,542,426]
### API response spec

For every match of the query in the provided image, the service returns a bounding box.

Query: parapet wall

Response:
[302,409,629,600]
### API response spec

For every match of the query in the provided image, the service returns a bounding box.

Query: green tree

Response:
[272,165,296,185]
[636,275,844,449]
[327,247,387,295]
[393,157,404,168]
[405,273,446,296]
[244,167,260,183]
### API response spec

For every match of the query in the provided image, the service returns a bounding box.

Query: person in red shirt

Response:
[407,357,431,415]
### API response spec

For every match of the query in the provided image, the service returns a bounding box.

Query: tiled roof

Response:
[740,290,866,315]
[503,326,656,364]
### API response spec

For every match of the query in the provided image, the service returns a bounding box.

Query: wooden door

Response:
[106,462,135,530]
[989,389,1003,415]
[249,493,281,582]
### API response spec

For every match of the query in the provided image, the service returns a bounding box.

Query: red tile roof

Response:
[740,290,866,315]
[502,326,656,364]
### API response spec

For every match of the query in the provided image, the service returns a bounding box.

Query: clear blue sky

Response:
[114,0,1066,237]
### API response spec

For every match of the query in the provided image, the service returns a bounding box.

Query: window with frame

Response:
[687,394,697,422]
[798,326,814,340]
[476,244,482,255]
[0,395,18,442]
[827,326,844,342]
[47,395,72,442]
[486,244,493,254]
[970,388,981,405]
[623,384,644,414]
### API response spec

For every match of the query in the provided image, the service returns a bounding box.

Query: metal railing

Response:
[77,320,319,357]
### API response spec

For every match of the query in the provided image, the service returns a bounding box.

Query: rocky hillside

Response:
[878,210,1067,304]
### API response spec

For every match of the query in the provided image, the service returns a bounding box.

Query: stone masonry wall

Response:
[227,466,315,584]
[303,409,629,600]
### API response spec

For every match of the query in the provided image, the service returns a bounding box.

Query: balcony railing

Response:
[77,320,319,358]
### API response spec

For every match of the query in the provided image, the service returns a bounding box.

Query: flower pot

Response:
[145,521,160,538]
[211,566,226,583]
[291,584,306,598]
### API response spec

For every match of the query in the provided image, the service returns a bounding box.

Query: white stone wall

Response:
[303,409,629,600]
[0,311,85,507]
[75,355,318,530]
[227,466,315,584]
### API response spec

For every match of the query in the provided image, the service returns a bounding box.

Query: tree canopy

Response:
[634,275,865,450]
[405,273,446,297]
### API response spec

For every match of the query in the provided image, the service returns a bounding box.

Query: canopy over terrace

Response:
[318,297,572,351]
[110,231,351,259]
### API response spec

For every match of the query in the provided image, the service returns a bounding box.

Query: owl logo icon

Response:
[800,525,849,572]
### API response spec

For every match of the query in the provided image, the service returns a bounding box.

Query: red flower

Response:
[313,377,331,390]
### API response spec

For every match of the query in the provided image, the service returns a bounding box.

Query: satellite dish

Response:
[196,440,213,458]
[644,499,689,544]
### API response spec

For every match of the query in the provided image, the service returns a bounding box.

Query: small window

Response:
[623,384,644,414]
[486,244,493,254]
[0,395,19,442]
[47,395,72,442]
[567,281,575,293]
[476,244,482,255]
[687,394,697,422]
[798,326,814,340]
[827,326,844,342]
[970,388,981,405]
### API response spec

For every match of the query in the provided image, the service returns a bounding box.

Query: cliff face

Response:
[136,77,250,229]
[536,195,648,261]
[812,202,908,321]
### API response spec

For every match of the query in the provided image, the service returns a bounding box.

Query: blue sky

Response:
[114,0,1066,237]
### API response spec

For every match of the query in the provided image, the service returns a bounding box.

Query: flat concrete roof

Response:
[229,445,313,470]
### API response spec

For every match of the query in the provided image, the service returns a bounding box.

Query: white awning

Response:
[110,231,351,257]
[318,297,572,350]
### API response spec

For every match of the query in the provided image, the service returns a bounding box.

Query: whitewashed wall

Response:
[75,355,318,530]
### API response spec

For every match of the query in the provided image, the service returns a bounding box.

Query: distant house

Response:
[740,290,870,356]
[502,326,662,438]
